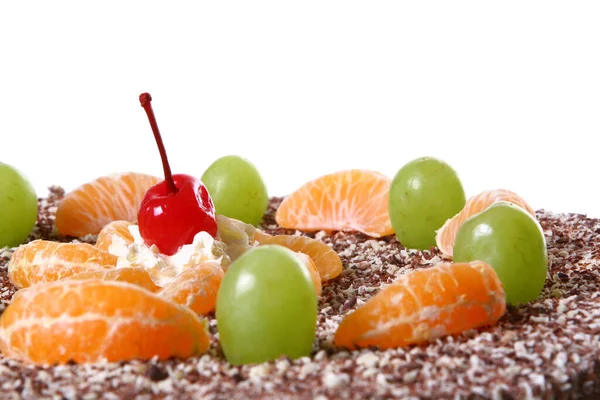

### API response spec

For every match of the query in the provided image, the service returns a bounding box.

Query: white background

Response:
[1,1,599,217]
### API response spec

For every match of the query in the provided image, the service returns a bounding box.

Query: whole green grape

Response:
[388,157,466,250]
[216,245,317,365]
[0,162,38,248]
[201,155,268,226]
[453,201,548,305]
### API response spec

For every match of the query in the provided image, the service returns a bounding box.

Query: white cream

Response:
[109,225,230,287]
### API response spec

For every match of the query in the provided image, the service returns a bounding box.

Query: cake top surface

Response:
[0,187,599,399]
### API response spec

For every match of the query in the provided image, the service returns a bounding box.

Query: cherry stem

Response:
[139,92,177,195]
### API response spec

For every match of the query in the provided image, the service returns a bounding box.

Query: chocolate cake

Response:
[0,187,599,399]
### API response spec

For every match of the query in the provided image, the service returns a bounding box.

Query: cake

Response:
[0,186,599,399]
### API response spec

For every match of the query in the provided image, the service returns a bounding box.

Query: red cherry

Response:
[137,93,218,256]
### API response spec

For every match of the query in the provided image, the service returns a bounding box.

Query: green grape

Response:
[453,201,548,305]
[0,162,38,248]
[388,157,466,250]
[216,244,317,365]
[201,155,269,226]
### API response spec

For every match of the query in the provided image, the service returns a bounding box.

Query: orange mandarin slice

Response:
[8,240,117,289]
[0,279,210,365]
[435,189,535,257]
[67,267,160,292]
[275,170,394,238]
[334,260,506,350]
[55,172,161,237]
[157,261,225,315]
[95,220,135,252]
[256,235,343,282]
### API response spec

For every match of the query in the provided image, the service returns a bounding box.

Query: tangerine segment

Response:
[157,261,224,315]
[0,279,210,365]
[256,235,343,282]
[294,252,322,297]
[67,268,160,292]
[275,170,394,238]
[95,220,135,252]
[55,172,161,237]
[435,189,535,258]
[8,240,118,289]
[334,261,506,350]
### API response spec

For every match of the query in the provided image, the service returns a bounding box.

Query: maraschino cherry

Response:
[137,92,218,256]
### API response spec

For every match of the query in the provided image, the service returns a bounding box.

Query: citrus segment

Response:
[435,189,535,257]
[294,252,322,296]
[67,267,160,292]
[95,220,135,252]
[334,260,506,350]
[8,240,118,289]
[55,172,161,237]
[0,279,210,365]
[157,261,224,315]
[256,235,343,282]
[275,170,394,238]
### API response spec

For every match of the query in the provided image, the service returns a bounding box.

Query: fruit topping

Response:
[389,157,466,250]
[276,169,394,238]
[55,172,161,237]
[137,93,218,255]
[8,240,117,289]
[453,201,548,305]
[436,188,536,257]
[0,279,210,365]
[95,220,135,252]
[216,245,318,365]
[202,155,269,226]
[0,162,38,248]
[294,252,322,297]
[66,267,161,293]
[108,223,230,287]
[334,260,506,350]
[256,234,343,282]
[157,260,224,316]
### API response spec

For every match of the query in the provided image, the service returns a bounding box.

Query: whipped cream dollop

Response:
[108,225,230,287]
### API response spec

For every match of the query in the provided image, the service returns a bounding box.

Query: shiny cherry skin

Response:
[138,173,218,255]
[137,92,218,255]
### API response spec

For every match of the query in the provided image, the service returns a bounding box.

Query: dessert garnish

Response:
[389,156,466,250]
[55,172,161,237]
[137,93,218,255]
[435,188,536,257]
[453,201,548,304]
[334,260,506,349]
[276,169,394,237]
[0,162,38,248]
[0,279,210,365]
[216,245,318,365]
[202,154,269,226]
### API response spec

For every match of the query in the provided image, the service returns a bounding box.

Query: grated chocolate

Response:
[0,188,599,399]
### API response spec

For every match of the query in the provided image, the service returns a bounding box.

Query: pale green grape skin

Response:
[453,201,548,305]
[216,245,318,365]
[0,163,38,248]
[388,157,466,250]
[201,155,268,226]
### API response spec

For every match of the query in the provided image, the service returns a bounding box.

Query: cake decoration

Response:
[389,156,466,250]
[54,172,160,237]
[137,93,218,255]
[0,162,38,248]
[275,169,394,238]
[334,260,506,350]
[0,279,210,365]
[0,92,598,398]
[436,188,536,258]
